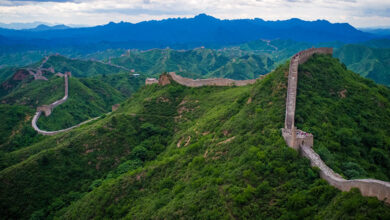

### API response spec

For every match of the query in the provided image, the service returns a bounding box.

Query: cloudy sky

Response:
[0,0,389,28]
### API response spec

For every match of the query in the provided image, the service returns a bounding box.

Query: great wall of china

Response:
[31,71,98,135]
[146,72,264,87]
[282,47,390,204]
[145,49,390,203]
[29,54,130,136]
[30,52,390,202]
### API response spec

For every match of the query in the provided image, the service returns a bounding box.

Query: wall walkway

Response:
[282,47,390,204]
[32,72,99,136]
[169,72,263,87]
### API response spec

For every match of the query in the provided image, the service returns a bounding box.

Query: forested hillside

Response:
[296,54,390,181]
[41,55,128,77]
[334,44,390,86]
[2,38,390,86]
[110,48,273,80]
[0,56,389,219]
[0,57,145,153]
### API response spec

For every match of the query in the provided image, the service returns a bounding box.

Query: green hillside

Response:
[0,50,49,68]
[41,55,127,77]
[0,104,44,153]
[0,66,17,83]
[0,56,146,154]
[111,48,273,79]
[0,74,144,152]
[236,39,311,64]
[37,77,124,131]
[296,54,390,181]
[334,44,390,86]
[0,56,389,219]
[0,77,65,152]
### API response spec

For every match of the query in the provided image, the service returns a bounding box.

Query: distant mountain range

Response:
[359,28,390,36]
[0,14,383,51]
[0,22,81,30]
[27,24,70,32]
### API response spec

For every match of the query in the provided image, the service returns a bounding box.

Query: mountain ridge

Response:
[0,14,379,51]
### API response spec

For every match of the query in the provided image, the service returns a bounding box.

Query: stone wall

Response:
[32,111,98,136]
[301,146,390,203]
[168,72,261,87]
[284,47,333,131]
[37,105,52,116]
[145,78,158,85]
[31,72,99,136]
[282,47,390,204]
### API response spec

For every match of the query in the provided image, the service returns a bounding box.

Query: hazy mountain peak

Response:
[193,13,218,21]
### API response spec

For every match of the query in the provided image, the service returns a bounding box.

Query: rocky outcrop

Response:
[282,47,390,204]
[158,74,171,86]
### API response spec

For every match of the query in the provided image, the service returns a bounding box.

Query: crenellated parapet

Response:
[282,47,390,204]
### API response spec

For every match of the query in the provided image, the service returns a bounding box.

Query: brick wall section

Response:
[285,47,333,131]
[301,146,390,203]
[282,47,390,204]
[145,78,158,85]
[168,72,261,87]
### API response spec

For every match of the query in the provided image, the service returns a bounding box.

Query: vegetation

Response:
[37,77,124,131]
[2,38,390,86]
[110,48,273,79]
[0,66,17,83]
[0,56,145,153]
[334,44,390,86]
[41,55,127,77]
[0,104,44,153]
[296,54,390,180]
[0,57,389,219]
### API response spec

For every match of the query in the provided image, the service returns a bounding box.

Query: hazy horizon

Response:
[0,14,389,30]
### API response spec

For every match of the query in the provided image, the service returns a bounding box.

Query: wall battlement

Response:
[282,47,390,204]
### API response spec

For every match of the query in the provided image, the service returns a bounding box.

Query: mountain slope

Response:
[111,48,273,79]
[334,44,390,86]
[0,58,389,219]
[296,54,390,181]
[40,55,128,77]
[0,57,145,152]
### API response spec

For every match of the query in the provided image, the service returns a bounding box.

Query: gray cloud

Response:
[363,8,390,17]
[8,0,74,2]
[94,8,193,16]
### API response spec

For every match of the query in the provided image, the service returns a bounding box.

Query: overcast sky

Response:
[0,0,389,28]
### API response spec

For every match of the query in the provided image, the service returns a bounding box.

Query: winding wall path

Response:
[282,47,390,204]
[32,72,99,136]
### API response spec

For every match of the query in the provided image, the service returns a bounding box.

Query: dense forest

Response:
[296,54,390,181]
[0,55,389,219]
